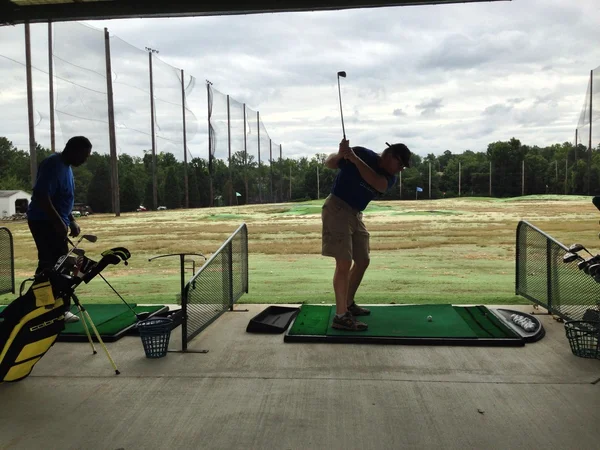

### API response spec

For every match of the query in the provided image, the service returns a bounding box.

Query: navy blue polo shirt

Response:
[330,146,397,211]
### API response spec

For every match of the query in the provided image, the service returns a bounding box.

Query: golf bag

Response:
[0,271,67,382]
[0,246,131,383]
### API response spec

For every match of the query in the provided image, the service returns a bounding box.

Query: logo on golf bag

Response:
[30,314,64,332]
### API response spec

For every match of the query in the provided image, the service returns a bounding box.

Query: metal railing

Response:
[181,223,248,350]
[516,220,600,321]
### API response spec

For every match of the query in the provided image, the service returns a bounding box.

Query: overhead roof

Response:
[1,0,508,25]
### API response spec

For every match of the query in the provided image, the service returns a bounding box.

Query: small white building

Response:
[0,190,32,218]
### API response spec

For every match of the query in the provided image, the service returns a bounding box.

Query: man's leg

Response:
[27,220,77,321]
[347,214,371,316]
[347,258,370,307]
[321,196,367,331]
[333,258,352,315]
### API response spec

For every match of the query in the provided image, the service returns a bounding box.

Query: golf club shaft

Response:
[98,273,139,317]
[337,77,346,140]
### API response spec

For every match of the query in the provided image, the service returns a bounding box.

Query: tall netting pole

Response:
[227,94,232,206]
[104,28,120,216]
[25,23,36,187]
[48,22,55,153]
[243,103,248,204]
[207,80,214,207]
[279,144,283,203]
[147,48,158,210]
[269,139,273,203]
[181,69,189,209]
[257,111,262,203]
[588,69,593,195]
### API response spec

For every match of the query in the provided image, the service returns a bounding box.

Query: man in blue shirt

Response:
[322,139,411,331]
[27,136,92,323]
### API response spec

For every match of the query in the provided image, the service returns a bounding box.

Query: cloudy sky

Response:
[0,0,599,164]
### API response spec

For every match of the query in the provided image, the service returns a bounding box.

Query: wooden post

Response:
[25,23,37,187]
[104,28,120,216]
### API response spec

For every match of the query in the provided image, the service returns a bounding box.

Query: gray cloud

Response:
[393,108,406,117]
[416,98,443,116]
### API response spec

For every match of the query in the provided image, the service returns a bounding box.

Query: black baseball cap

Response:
[385,142,411,168]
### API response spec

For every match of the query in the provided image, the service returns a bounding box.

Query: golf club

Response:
[568,243,594,258]
[96,273,151,321]
[337,70,347,140]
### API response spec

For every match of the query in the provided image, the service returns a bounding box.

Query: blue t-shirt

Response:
[27,153,74,226]
[330,146,397,211]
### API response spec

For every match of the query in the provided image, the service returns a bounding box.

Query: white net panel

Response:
[53,22,109,155]
[109,35,152,159]
[0,24,51,152]
[182,74,207,162]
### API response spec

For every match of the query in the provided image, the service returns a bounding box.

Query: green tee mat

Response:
[59,304,169,342]
[0,303,169,343]
[284,304,524,346]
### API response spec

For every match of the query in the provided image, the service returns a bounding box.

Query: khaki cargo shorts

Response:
[321,194,370,262]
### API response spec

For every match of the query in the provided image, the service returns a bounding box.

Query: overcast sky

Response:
[0,0,599,163]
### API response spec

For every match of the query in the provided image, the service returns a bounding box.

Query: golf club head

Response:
[72,248,85,256]
[337,71,346,78]
[563,252,580,263]
[82,234,98,243]
[569,243,584,253]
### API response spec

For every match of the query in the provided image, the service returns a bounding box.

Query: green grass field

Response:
[1,195,599,306]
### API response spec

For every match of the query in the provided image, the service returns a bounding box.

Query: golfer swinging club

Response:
[322,139,412,331]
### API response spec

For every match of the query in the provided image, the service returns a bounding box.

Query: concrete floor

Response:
[1,304,599,450]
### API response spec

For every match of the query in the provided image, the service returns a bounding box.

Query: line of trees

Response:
[1,136,599,214]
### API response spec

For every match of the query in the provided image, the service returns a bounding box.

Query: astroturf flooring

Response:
[287,304,519,339]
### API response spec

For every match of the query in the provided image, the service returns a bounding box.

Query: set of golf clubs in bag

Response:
[562,196,600,283]
[0,235,132,381]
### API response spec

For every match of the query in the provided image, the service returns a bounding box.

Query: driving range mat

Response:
[284,304,527,346]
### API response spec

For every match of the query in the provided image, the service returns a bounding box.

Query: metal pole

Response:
[399,171,402,199]
[269,139,273,203]
[181,69,189,209]
[458,161,461,197]
[105,28,120,216]
[428,162,431,199]
[317,165,320,200]
[575,128,578,161]
[243,103,248,204]
[257,111,262,203]
[227,95,232,206]
[565,158,568,195]
[207,80,213,207]
[48,22,56,153]
[279,144,283,203]
[588,69,593,195]
[25,23,37,187]
[522,160,525,196]
[147,48,158,210]
[289,165,292,201]
[489,161,492,197]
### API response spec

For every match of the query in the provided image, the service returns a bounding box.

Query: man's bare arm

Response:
[324,153,344,170]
